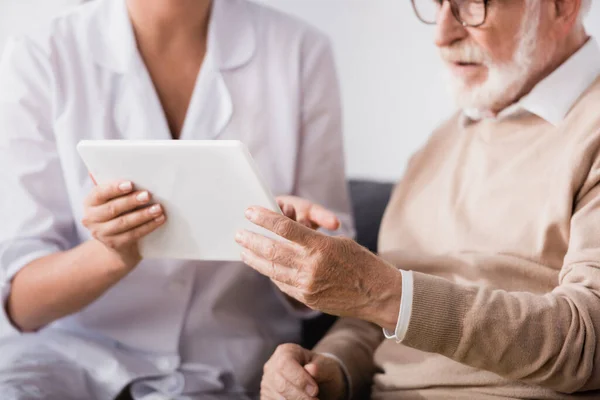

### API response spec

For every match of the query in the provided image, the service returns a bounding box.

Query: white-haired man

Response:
[235,0,600,398]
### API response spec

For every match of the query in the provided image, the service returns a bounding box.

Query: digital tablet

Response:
[77,140,282,261]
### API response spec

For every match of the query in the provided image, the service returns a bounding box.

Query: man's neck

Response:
[490,29,590,115]
[126,0,212,52]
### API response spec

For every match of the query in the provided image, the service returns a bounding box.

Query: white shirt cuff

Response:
[319,352,352,400]
[383,269,414,343]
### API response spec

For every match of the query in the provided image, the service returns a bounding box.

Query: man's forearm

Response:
[6,240,132,332]
[400,269,600,393]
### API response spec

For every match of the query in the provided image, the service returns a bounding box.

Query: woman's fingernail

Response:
[119,181,133,192]
[154,215,165,223]
[149,204,162,215]
[235,231,244,243]
[136,191,149,202]
[245,208,256,220]
[306,384,317,396]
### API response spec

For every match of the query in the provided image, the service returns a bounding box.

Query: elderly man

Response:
[235,0,600,399]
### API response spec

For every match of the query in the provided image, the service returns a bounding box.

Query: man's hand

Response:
[82,180,166,270]
[235,207,403,331]
[276,196,341,231]
[261,343,347,400]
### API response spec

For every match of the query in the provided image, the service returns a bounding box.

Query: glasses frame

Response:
[411,0,490,28]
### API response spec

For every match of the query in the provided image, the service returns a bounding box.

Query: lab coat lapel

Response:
[179,54,232,140]
[86,0,257,141]
[180,0,256,140]
[86,0,173,140]
[114,58,173,141]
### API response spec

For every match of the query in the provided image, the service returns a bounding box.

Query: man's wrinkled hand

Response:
[235,207,403,330]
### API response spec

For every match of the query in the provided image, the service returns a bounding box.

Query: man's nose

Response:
[434,1,468,48]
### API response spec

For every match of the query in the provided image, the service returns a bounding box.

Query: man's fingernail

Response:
[245,208,256,220]
[119,181,133,192]
[306,384,317,396]
[136,191,149,202]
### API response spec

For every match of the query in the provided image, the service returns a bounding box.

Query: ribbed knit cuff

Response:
[320,352,352,400]
[401,272,472,357]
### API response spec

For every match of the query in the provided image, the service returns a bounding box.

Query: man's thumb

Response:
[304,362,319,379]
[304,355,332,383]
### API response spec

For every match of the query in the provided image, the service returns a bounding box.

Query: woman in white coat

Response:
[0,0,353,398]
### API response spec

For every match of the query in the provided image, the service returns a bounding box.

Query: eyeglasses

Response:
[411,0,489,28]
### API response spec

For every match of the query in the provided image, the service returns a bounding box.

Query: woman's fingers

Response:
[102,204,164,236]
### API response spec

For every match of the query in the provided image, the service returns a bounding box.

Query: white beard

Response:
[442,0,543,112]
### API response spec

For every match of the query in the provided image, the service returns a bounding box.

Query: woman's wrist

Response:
[87,240,141,276]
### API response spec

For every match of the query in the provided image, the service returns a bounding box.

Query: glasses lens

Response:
[455,0,486,26]
[413,0,442,24]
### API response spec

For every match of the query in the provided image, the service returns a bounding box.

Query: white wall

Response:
[0,0,82,47]
[1,0,600,181]
[256,0,600,180]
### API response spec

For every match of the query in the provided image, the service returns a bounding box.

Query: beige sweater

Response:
[316,77,600,399]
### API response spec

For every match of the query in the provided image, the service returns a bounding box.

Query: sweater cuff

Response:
[401,272,472,357]
[319,352,352,400]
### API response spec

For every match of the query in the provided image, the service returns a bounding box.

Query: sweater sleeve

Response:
[400,165,600,393]
[313,318,384,399]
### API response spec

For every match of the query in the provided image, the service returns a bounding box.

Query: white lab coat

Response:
[0,0,354,398]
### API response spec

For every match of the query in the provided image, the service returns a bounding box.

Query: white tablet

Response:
[77,140,281,261]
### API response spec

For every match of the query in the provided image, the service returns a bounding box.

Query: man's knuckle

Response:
[274,218,294,236]
[290,371,308,387]
[278,343,298,354]
[260,380,269,394]
[263,361,272,374]
[302,290,319,307]
[265,243,277,261]
[338,237,357,253]
[274,374,287,392]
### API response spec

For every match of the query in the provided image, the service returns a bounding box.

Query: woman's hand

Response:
[81,180,166,270]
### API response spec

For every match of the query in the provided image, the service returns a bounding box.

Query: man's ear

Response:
[552,0,582,33]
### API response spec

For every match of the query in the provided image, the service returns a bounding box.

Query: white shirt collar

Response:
[464,37,600,126]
